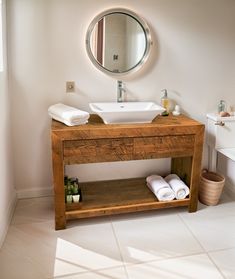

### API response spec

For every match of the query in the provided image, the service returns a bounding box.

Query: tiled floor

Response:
[1,194,235,278]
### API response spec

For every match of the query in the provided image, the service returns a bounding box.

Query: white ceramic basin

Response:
[89,102,165,124]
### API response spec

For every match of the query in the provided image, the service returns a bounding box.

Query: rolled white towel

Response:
[146,175,175,201]
[164,174,189,200]
[48,103,90,126]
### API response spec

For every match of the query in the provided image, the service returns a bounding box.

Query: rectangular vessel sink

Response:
[89,102,165,124]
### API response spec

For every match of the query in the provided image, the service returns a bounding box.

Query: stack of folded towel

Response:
[48,103,90,126]
[146,174,189,201]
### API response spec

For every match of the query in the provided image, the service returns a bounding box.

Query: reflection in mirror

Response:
[90,13,146,72]
[86,9,152,75]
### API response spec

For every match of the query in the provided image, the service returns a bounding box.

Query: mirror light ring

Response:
[85,8,152,76]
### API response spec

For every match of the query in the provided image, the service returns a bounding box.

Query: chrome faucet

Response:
[117,80,126,102]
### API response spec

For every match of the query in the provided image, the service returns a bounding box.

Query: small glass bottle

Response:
[161,89,169,116]
[218,100,226,113]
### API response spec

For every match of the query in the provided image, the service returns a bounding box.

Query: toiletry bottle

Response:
[218,100,226,113]
[161,89,169,116]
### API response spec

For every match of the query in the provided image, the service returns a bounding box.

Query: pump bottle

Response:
[161,89,169,116]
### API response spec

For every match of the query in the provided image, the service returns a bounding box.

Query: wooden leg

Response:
[188,155,201,213]
[188,194,198,212]
[188,127,204,212]
[171,156,200,213]
[55,215,66,230]
[54,168,66,230]
[171,156,192,186]
[52,134,66,230]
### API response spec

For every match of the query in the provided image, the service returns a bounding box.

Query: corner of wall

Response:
[0,190,17,248]
[17,186,54,199]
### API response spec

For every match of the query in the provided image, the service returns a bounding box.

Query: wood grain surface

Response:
[51,113,204,229]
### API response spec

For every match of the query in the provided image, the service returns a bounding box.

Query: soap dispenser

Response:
[161,89,169,116]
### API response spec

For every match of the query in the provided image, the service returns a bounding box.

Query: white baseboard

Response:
[224,180,235,199]
[0,191,17,248]
[17,187,54,199]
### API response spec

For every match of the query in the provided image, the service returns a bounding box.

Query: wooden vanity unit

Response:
[51,114,204,230]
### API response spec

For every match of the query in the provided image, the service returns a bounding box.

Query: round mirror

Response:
[86,8,152,75]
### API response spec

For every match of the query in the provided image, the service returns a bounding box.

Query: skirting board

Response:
[17,187,54,199]
[0,192,17,248]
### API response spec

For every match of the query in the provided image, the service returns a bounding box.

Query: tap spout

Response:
[117,80,126,102]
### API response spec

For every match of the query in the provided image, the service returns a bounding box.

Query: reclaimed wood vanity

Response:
[51,114,204,230]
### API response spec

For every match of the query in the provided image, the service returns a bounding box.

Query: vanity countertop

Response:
[51,114,204,139]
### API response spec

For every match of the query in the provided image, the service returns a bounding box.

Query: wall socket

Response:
[66,81,75,93]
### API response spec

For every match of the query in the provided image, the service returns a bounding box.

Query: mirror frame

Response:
[85,8,152,76]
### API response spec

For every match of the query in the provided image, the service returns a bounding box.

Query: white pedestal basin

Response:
[89,102,165,124]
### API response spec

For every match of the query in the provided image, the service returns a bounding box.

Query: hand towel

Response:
[146,175,175,201]
[48,103,90,126]
[164,174,189,200]
[48,112,88,126]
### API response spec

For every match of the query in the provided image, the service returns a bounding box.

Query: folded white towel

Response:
[48,112,88,126]
[48,103,90,126]
[146,175,175,201]
[164,174,189,200]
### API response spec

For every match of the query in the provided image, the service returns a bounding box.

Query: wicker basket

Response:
[199,170,225,206]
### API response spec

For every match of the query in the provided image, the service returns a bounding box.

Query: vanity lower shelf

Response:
[65,177,190,220]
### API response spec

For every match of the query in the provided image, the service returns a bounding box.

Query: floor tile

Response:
[0,248,46,279]
[179,202,235,251]
[51,266,128,279]
[196,193,235,217]
[209,248,235,279]
[112,211,203,264]
[11,196,54,225]
[177,192,235,217]
[2,224,58,278]
[4,217,123,278]
[125,254,224,279]
[2,195,235,279]
[53,226,123,277]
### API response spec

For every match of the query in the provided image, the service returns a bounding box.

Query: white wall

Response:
[7,0,235,197]
[0,0,16,247]
[0,74,16,247]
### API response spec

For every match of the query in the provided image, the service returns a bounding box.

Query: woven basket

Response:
[199,170,225,206]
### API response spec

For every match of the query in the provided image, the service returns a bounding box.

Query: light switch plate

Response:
[66,81,75,93]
